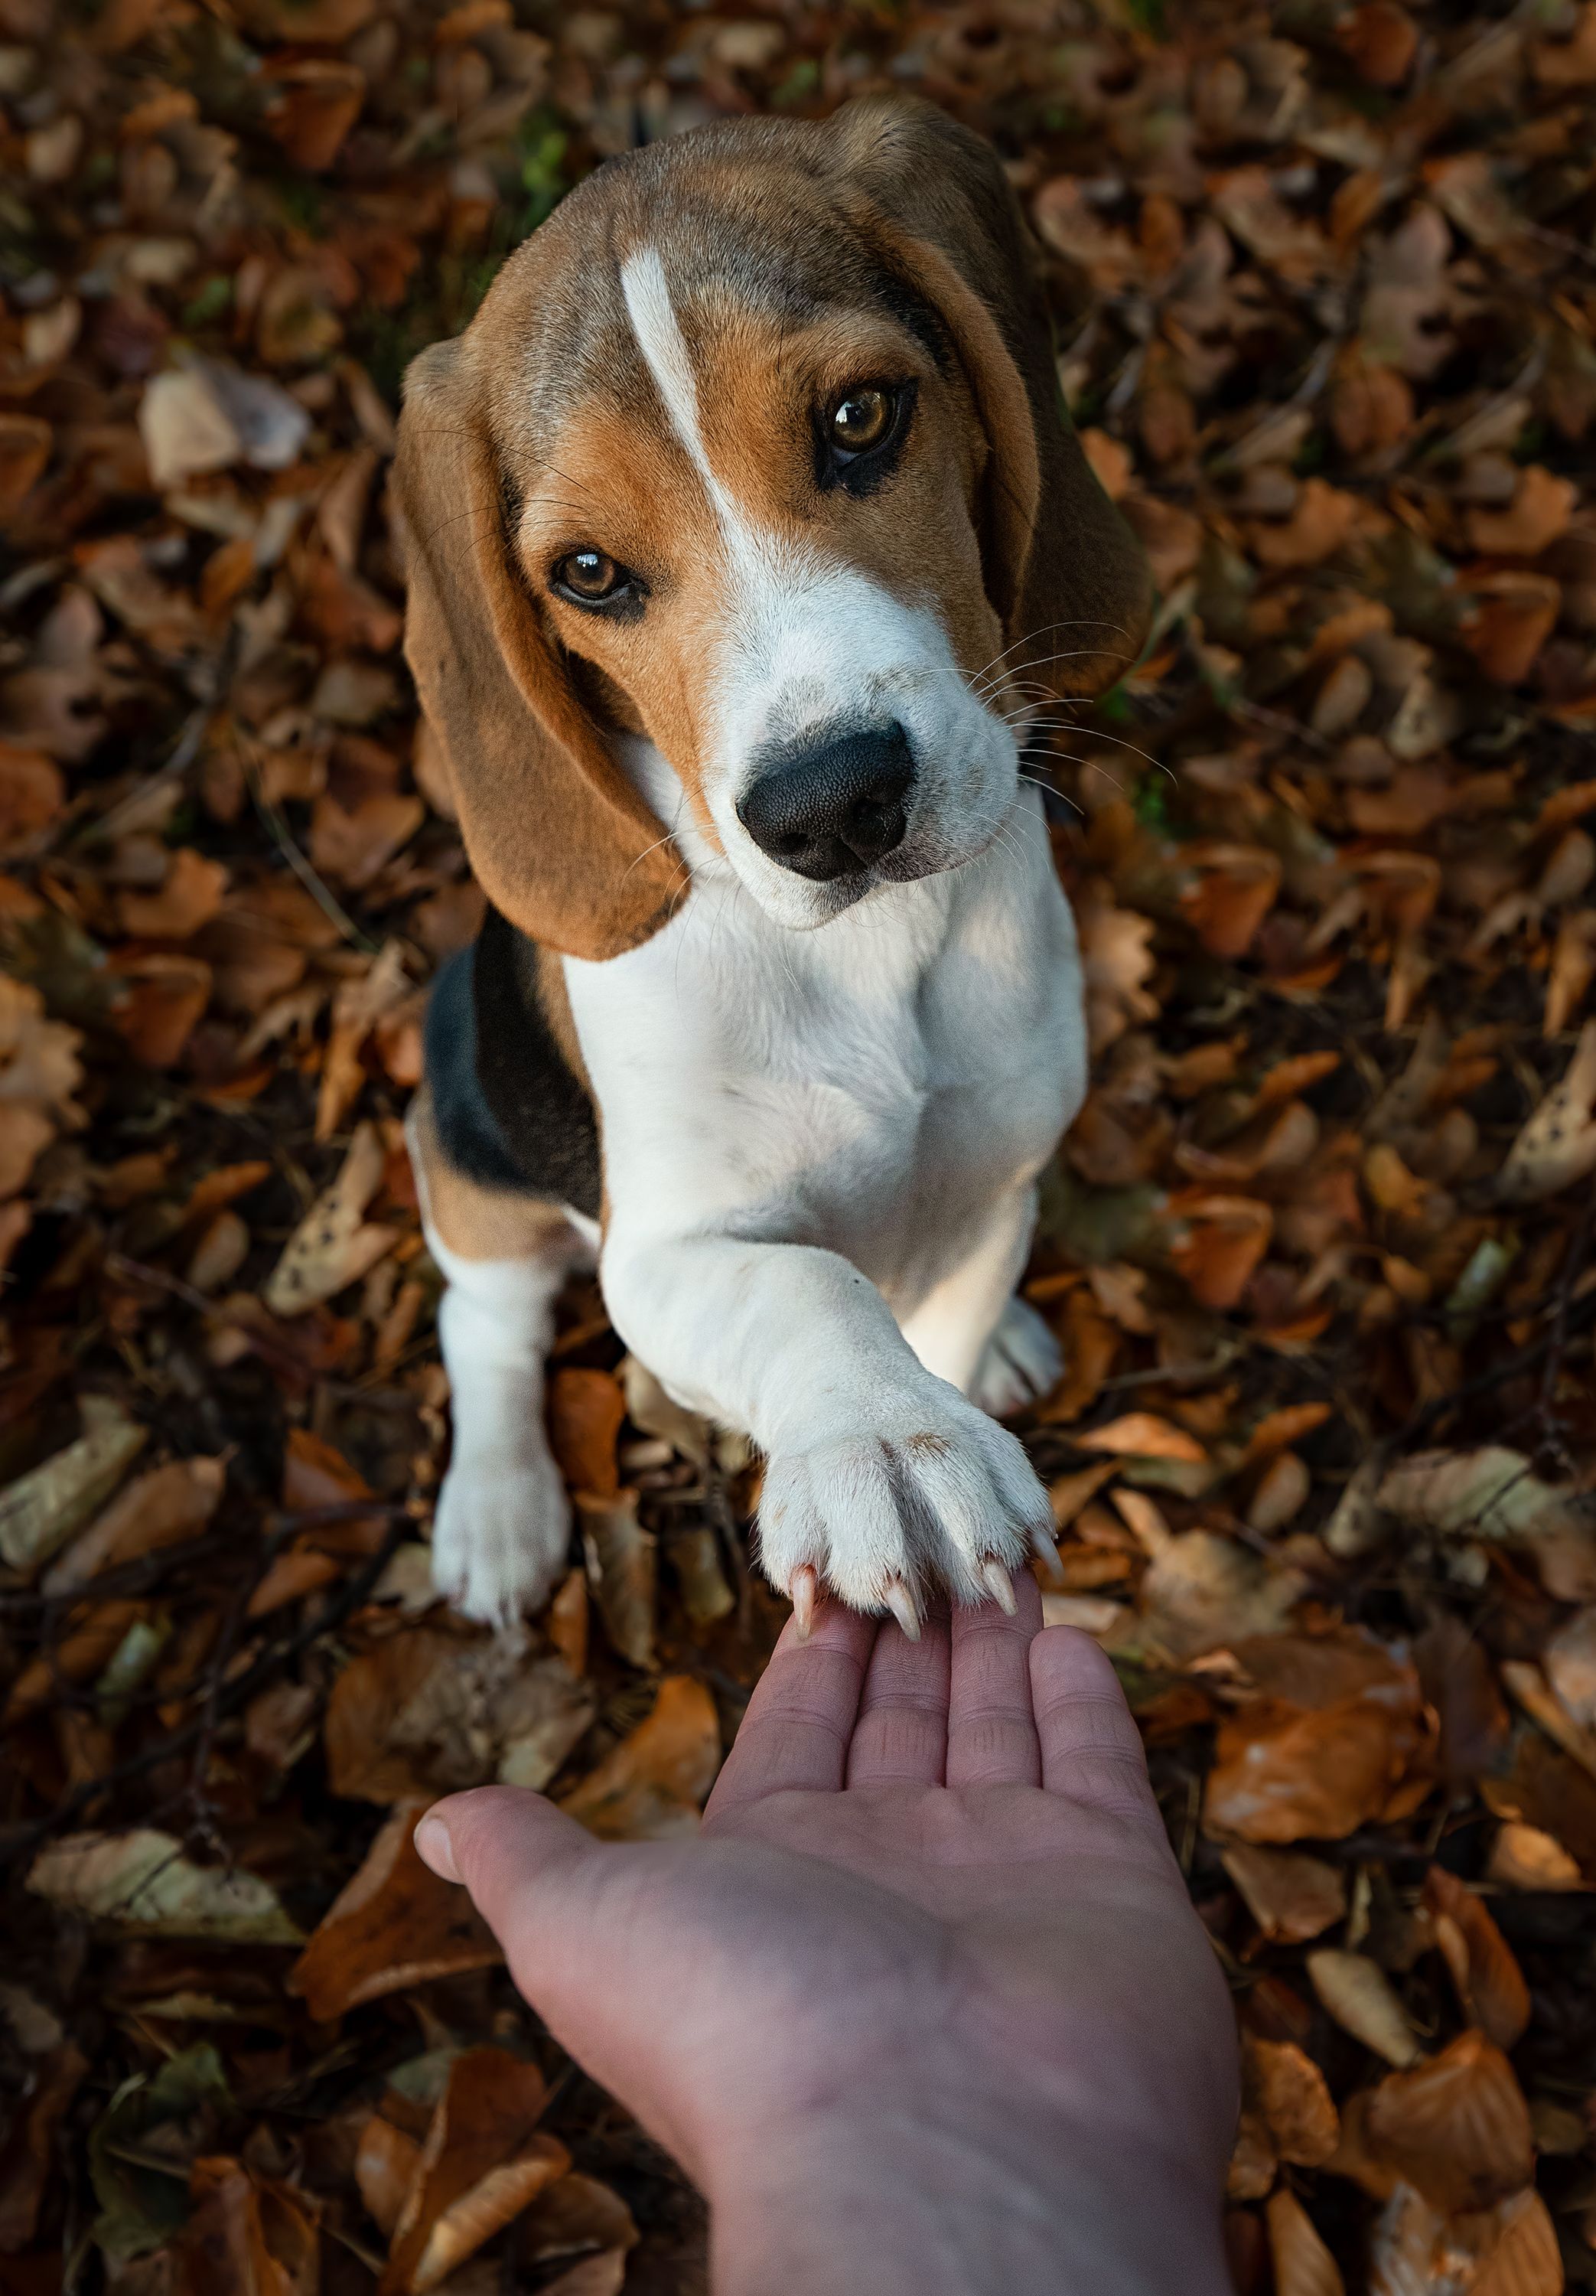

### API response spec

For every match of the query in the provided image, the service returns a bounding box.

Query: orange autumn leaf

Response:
[381,2047,568,2296]
[1074,1413,1206,1463]
[288,1802,500,2019]
[548,1367,627,1499]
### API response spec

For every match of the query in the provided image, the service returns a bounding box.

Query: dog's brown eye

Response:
[830,388,892,455]
[555,549,621,601]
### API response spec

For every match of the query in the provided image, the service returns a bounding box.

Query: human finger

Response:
[845,1603,951,1787]
[945,1564,1042,1787]
[704,1598,875,1818]
[1029,1626,1160,1825]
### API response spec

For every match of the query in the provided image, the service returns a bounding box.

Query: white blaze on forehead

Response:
[619,246,738,523]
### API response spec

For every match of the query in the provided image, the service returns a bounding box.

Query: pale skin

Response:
[414,1571,1239,2296]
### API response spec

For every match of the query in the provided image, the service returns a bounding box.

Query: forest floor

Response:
[5,1,1596,2291]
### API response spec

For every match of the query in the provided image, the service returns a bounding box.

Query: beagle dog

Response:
[396,96,1151,1637]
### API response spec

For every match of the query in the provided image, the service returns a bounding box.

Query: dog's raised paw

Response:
[757,1375,1052,1621]
[430,1457,572,1629]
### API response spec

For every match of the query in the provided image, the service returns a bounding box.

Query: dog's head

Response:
[395,98,1151,957]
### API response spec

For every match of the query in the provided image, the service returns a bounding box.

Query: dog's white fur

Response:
[420,243,1090,1625]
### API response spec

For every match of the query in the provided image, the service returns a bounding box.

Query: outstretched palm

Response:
[421,1576,1238,2296]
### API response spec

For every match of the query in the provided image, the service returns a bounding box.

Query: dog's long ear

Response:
[393,336,682,961]
[835,98,1151,701]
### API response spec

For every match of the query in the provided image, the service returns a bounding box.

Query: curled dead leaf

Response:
[1422,1869,1531,2050]
[1266,2185,1346,2296]
[1245,2035,1340,2167]
[28,1828,301,1944]
[1361,2031,1533,2216]
[558,1675,719,1841]
[288,1801,500,2020]
[264,1121,396,1313]
[1306,1949,1422,2069]
[1222,1844,1347,1944]
[382,2047,567,2296]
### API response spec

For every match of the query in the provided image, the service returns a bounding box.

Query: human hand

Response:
[414,1574,1239,2296]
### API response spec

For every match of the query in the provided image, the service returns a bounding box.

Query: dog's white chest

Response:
[565,790,1086,1319]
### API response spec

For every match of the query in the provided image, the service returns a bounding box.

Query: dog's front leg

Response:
[601,1226,1054,1632]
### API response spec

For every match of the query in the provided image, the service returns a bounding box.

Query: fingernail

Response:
[413,1812,460,1882]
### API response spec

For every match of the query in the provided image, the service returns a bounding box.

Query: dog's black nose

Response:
[737,724,914,880]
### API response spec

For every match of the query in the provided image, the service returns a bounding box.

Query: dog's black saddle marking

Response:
[424,902,602,1219]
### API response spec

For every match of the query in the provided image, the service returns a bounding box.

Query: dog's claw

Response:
[790,1563,818,1642]
[1030,1521,1064,1584]
[980,1557,1019,1614]
[883,1578,921,1642]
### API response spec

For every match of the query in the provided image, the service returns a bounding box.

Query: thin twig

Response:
[0,1520,408,1870]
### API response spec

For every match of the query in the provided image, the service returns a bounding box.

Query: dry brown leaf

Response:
[1306,1949,1423,2068]
[559,1675,720,1841]
[1138,1531,1303,1662]
[1368,2180,1561,2296]
[1500,1658,1596,1783]
[116,849,229,940]
[1545,1605,1596,1727]
[1266,2185,1345,2296]
[1361,2031,1534,2216]
[1422,1869,1532,2050]
[1486,1820,1586,1892]
[27,1828,300,1943]
[1207,1696,1422,1844]
[516,2171,638,2265]
[1221,1844,1347,1944]
[0,1399,148,1576]
[382,2047,567,2296]
[579,1491,656,1669]
[1076,1413,1206,1463]
[356,2112,422,2240]
[1245,2035,1340,2167]
[44,1455,224,1595]
[288,1801,500,2019]
[263,1120,396,1313]
[548,1368,627,1499]
[1164,1192,1273,1312]
[1499,1020,1596,1201]
[173,2157,319,2296]
[317,940,412,1141]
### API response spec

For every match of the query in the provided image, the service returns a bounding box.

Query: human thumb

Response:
[414,1784,614,2007]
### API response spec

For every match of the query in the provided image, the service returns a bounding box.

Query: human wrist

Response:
[705,2091,1231,2296]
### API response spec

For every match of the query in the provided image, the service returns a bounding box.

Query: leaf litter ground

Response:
[5,1,1596,2290]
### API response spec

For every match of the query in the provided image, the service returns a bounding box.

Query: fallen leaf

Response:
[1422,1868,1532,2050]
[1076,1413,1207,1463]
[1266,2185,1345,2296]
[559,1675,719,1841]
[0,1399,148,1575]
[87,2043,233,2258]
[1306,1949,1423,2068]
[1222,1844,1347,1943]
[44,1455,224,1594]
[1245,2035,1340,2167]
[383,2048,568,2295]
[138,356,311,488]
[263,1120,396,1313]
[1207,1697,1423,1844]
[1499,1019,1596,1200]
[28,1830,301,1943]
[579,1492,656,1669]
[548,1368,627,1499]
[1360,2031,1533,2216]
[172,2156,319,2296]
[288,1802,500,2019]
